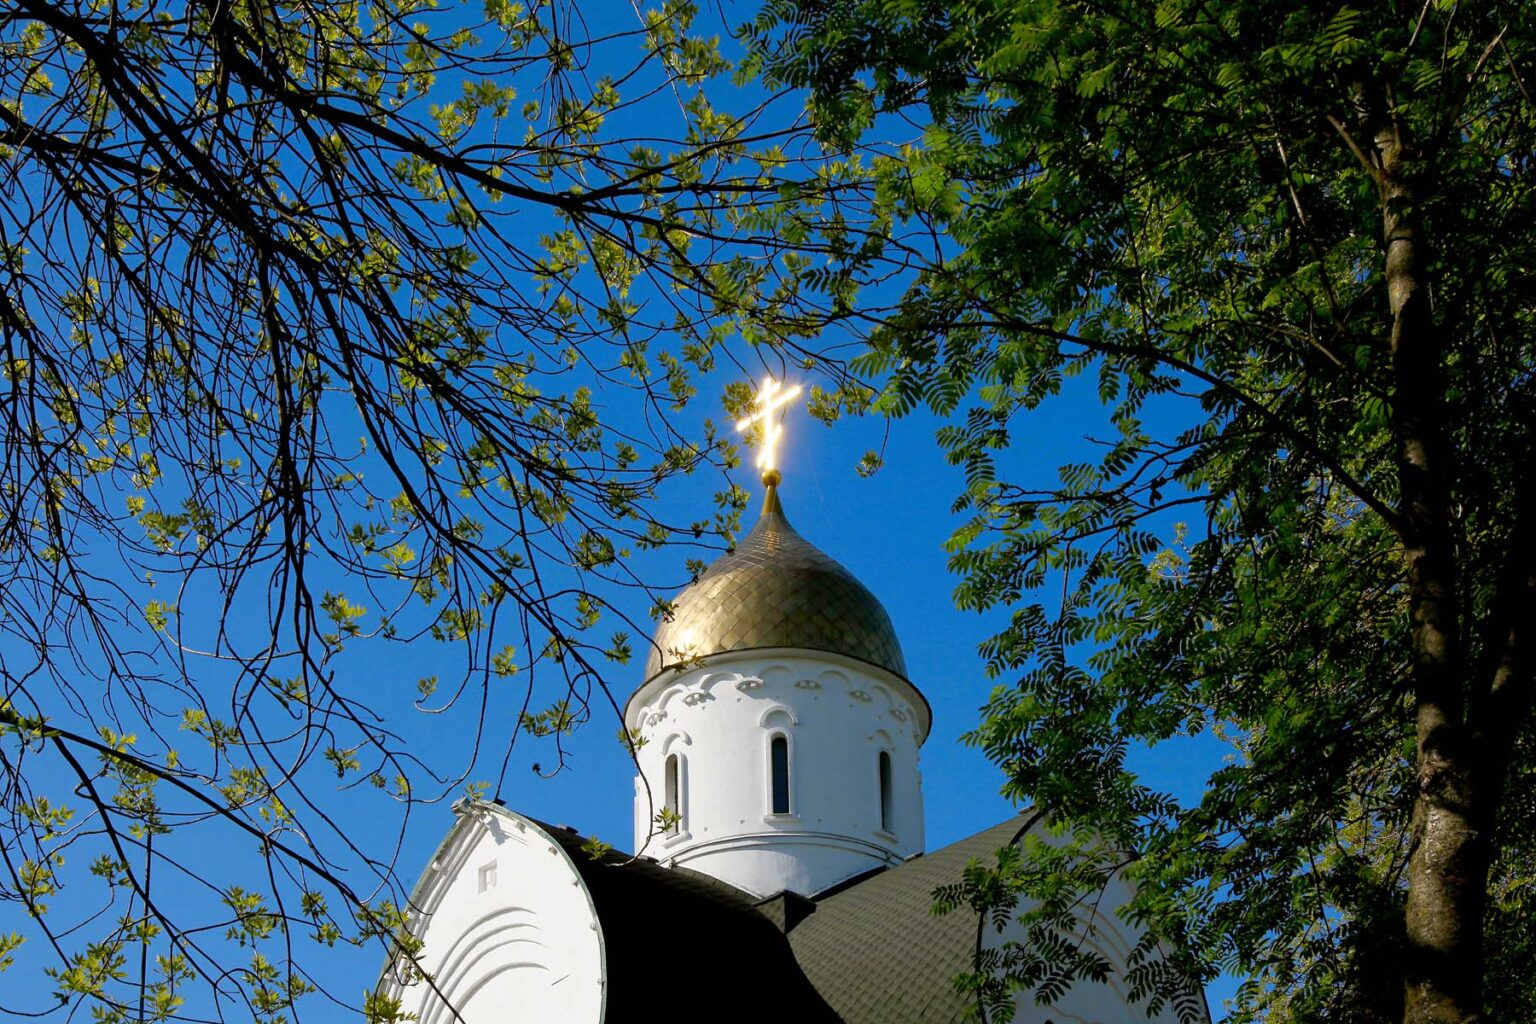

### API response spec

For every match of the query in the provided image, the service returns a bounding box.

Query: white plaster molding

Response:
[377,805,605,1024]
[758,705,798,728]
[696,669,739,691]
[818,668,850,689]
[760,663,795,687]
[673,828,906,866]
[624,646,931,741]
[659,730,692,754]
[628,650,928,896]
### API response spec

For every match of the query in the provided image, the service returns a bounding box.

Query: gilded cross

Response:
[735,376,802,484]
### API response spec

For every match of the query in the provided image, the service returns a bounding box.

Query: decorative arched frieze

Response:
[759,705,798,729]
[624,649,928,898]
[659,730,692,755]
[697,669,740,693]
[759,663,795,688]
[818,668,850,690]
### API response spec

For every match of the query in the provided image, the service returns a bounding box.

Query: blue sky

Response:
[0,0,1244,1018]
[366,367,1244,1016]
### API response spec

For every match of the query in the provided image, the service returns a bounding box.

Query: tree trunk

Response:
[1377,122,1489,1024]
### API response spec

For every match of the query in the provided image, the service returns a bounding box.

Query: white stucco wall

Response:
[625,648,929,898]
[377,804,605,1024]
[990,836,1205,1024]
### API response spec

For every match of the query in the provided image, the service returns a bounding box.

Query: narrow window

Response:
[878,751,894,832]
[664,753,681,834]
[770,735,790,814]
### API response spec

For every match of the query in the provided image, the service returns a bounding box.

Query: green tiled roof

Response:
[641,485,908,685]
[787,816,1036,1024]
[546,816,1031,1024]
[549,813,1208,1023]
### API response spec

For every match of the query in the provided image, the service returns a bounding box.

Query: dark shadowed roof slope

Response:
[541,823,842,1024]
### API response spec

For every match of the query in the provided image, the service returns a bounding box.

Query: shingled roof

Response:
[787,816,1034,1024]
[549,813,1206,1024]
[546,814,1039,1024]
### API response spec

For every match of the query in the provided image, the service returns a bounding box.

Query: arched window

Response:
[663,753,682,834]
[878,750,894,832]
[770,735,791,814]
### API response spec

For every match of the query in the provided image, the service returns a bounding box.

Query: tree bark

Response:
[1376,120,1488,1024]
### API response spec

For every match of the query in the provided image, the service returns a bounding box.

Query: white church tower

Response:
[382,440,1207,1024]
[623,468,931,898]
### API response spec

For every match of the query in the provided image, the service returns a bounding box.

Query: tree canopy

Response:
[0,1,885,1019]
[6,0,1534,1021]
[747,0,1535,1021]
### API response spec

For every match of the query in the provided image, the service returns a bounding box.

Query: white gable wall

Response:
[992,850,1199,1024]
[378,804,605,1024]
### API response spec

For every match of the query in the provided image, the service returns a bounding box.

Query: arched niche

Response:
[659,730,693,755]
[759,663,795,688]
[759,705,798,729]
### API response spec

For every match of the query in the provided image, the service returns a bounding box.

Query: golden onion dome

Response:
[641,481,908,685]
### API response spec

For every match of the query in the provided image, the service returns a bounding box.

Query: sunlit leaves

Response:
[750,0,1536,1019]
[519,699,576,738]
[0,0,921,1019]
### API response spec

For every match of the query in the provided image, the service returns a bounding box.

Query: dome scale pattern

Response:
[641,486,908,685]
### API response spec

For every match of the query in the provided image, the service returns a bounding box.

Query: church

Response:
[376,467,1208,1023]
